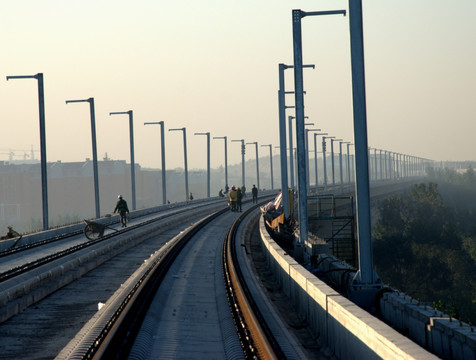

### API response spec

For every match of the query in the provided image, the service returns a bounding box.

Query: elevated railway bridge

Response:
[1,1,473,358]
[0,181,472,360]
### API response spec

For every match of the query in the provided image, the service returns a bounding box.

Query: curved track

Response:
[0,201,226,348]
[52,194,312,360]
[0,201,224,283]
[0,192,317,359]
[223,204,285,359]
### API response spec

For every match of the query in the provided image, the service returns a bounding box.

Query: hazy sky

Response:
[1,1,475,170]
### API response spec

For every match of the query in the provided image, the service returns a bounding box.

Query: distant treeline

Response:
[373,166,476,324]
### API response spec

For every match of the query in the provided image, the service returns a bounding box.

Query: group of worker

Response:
[224,184,258,212]
[228,186,243,212]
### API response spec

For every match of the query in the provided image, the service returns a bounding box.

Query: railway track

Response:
[0,192,315,359]
[223,203,286,359]
[0,202,215,283]
[0,186,437,359]
[0,200,216,261]
[0,200,227,325]
[46,194,311,360]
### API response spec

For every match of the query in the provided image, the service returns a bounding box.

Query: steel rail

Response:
[56,193,278,359]
[223,201,286,360]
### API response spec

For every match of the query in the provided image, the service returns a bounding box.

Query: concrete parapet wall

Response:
[305,179,476,358]
[380,292,476,359]
[259,216,438,359]
[316,253,476,359]
[427,317,476,359]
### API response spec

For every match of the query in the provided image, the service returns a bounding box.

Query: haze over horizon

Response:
[1,0,475,171]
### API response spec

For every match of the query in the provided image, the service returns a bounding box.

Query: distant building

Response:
[0,159,165,233]
[0,155,279,234]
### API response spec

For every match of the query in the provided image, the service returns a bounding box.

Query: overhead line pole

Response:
[347,143,353,184]
[231,139,245,187]
[305,128,321,193]
[213,136,228,191]
[330,138,343,186]
[339,141,350,188]
[288,115,295,190]
[144,122,167,204]
[279,64,313,218]
[278,64,292,217]
[195,132,211,197]
[261,144,274,190]
[348,0,381,303]
[66,98,101,218]
[246,142,260,190]
[110,110,136,210]
[292,9,346,247]
[7,73,49,230]
[313,132,327,191]
[169,128,189,202]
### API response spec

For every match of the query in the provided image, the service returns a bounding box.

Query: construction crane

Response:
[0,147,39,161]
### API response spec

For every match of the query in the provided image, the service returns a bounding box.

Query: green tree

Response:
[373,182,476,323]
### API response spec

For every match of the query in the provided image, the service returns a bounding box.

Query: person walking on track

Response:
[229,186,237,211]
[252,184,258,204]
[114,195,130,227]
[236,187,243,212]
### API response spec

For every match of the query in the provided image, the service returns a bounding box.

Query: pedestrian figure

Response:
[114,195,130,227]
[252,184,258,203]
[236,187,242,212]
[189,192,194,201]
[229,186,237,211]
[219,189,224,197]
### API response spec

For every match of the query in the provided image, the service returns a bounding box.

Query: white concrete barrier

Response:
[380,291,476,359]
[259,216,438,359]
